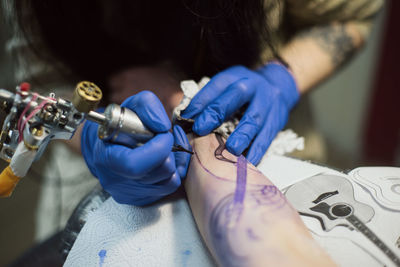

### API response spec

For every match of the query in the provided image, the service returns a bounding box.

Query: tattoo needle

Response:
[172,145,193,154]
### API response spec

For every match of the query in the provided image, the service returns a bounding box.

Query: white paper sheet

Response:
[65,155,339,267]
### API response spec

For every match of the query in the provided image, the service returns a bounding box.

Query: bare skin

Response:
[185,133,336,267]
[281,23,364,93]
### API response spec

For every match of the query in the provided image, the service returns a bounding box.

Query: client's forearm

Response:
[184,134,335,267]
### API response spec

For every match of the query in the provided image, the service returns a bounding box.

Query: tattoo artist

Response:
[13,0,383,206]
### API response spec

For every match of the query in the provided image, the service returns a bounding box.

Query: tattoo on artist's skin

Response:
[298,24,356,66]
[200,134,289,266]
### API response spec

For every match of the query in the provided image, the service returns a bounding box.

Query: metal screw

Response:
[31,126,43,137]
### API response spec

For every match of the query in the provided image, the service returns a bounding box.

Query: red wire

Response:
[18,93,38,142]
[18,97,51,142]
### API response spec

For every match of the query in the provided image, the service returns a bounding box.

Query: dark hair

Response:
[14,0,283,98]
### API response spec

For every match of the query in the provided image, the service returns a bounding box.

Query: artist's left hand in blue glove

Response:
[181,62,299,165]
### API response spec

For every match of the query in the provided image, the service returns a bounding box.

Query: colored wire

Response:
[19,99,49,142]
[17,93,38,141]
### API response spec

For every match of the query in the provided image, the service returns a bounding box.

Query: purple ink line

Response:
[192,140,260,189]
[233,155,247,205]
[98,249,106,267]
[193,144,234,182]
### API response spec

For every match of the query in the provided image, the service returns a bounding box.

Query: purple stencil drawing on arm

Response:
[233,155,247,205]
[193,134,288,266]
[185,134,335,267]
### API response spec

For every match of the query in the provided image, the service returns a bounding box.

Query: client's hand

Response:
[81,91,191,206]
[181,63,299,165]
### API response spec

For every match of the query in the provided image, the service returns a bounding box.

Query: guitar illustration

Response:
[285,174,400,266]
[350,167,400,210]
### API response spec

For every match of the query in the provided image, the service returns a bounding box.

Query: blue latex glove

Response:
[81,91,191,206]
[182,63,299,165]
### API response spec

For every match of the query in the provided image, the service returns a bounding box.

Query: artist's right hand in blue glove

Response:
[81,91,191,206]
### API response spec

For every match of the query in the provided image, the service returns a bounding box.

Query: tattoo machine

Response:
[0,81,191,198]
